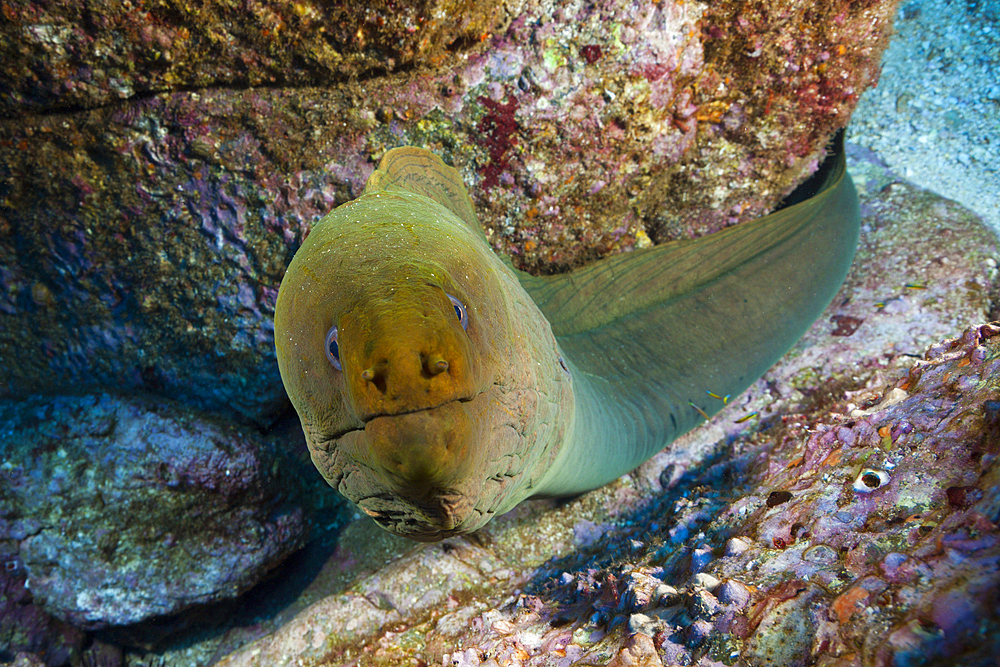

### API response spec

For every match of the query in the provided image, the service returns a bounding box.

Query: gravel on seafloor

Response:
[849,0,1000,234]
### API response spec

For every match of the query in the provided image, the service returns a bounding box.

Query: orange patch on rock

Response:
[832,586,869,624]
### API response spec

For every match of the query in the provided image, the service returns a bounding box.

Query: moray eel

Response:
[275,133,860,541]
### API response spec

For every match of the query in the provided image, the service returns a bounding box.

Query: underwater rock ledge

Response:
[0,393,312,630]
[0,0,899,422]
[212,321,1000,666]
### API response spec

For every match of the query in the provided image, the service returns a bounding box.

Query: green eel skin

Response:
[274,133,860,541]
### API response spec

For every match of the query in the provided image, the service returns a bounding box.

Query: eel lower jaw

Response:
[355,491,480,542]
[327,388,501,539]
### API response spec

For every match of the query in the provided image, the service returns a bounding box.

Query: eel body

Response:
[274,135,860,541]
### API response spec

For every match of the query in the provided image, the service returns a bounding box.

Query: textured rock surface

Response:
[0,393,312,630]
[0,0,519,117]
[0,541,83,667]
[1,142,994,667]
[193,156,1000,666]
[0,0,898,422]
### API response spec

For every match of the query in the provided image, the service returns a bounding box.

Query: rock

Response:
[0,1,517,117]
[607,633,663,667]
[0,0,898,421]
[715,579,752,609]
[619,571,665,612]
[212,305,1000,667]
[0,540,83,667]
[744,583,821,667]
[211,537,505,667]
[0,393,310,629]
[4,654,46,667]
[690,573,720,592]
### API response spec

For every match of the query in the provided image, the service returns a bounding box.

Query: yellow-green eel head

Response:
[274,155,574,540]
[275,141,859,541]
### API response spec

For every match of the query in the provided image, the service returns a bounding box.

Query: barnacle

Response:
[853,468,891,493]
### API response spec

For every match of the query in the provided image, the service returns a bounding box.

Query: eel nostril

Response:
[425,354,449,377]
[362,363,388,394]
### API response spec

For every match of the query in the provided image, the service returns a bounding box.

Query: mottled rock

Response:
[607,633,663,667]
[213,537,506,667]
[745,582,820,667]
[0,541,83,667]
[0,0,517,117]
[0,393,309,629]
[0,0,898,421]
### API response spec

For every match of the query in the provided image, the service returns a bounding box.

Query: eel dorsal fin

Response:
[364,147,485,241]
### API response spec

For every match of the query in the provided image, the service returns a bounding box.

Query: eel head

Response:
[275,191,572,540]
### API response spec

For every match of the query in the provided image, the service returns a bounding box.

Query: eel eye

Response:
[324,326,342,370]
[447,294,469,331]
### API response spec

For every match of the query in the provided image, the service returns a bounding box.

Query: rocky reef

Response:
[0,146,978,667]
[0,393,323,630]
[9,0,997,665]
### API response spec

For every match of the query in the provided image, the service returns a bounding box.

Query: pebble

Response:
[690,545,713,572]
[724,537,750,556]
[691,573,721,592]
[716,580,752,609]
[882,552,909,578]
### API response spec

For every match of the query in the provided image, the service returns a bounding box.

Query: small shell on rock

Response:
[724,537,751,556]
[628,612,655,635]
[802,544,840,565]
[851,387,909,417]
[691,573,721,592]
[655,583,680,606]
[620,571,664,612]
[853,468,891,493]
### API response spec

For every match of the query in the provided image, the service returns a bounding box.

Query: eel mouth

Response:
[330,388,500,540]
[362,394,483,488]
[355,490,480,542]
[322,393,478,444]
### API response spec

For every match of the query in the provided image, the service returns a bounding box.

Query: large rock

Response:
[0,0,899,422]
[212,325,1000,666]
[0,393,311,630]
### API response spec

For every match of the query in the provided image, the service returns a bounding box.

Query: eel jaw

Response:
[354,490,479,542]
[324,389,501,540]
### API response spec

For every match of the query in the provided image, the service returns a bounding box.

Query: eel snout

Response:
[339,289,481,423]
